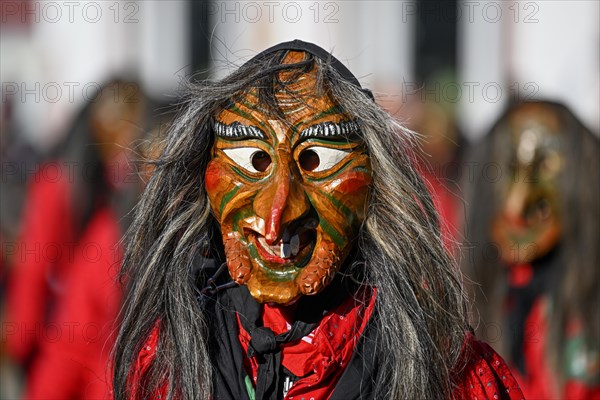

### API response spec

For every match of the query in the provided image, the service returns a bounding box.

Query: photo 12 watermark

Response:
[419,159,549,188]
[201,1,341,24]
[2,237,122,265]
[402,81,540,104]
[401,1,540,24]
[1,1,140,24]
[2,81,141,104]
[1,159,142,186]
[461,240,541,267]
[2,321,115,345]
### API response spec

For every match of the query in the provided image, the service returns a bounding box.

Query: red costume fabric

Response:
[419,166,460,249]
[501,263,600,399]
[511,298,600,400]
[24,207,123,399]
[4,166,124,399]
[453,333,524,400]
[5,168,76,363]
[133,290,525,399]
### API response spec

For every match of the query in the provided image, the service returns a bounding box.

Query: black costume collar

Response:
[506,245,562,374]
[204,278,377,400]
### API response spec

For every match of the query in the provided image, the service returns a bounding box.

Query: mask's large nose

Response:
[503,178,530,227]
[253,153,311,244]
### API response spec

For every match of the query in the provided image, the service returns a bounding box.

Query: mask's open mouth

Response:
[246,221,317,267]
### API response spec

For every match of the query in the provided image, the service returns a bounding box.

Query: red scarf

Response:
[237,287,376,399]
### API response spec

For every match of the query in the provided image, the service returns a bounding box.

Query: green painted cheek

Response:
[310,183,367,249]
[318,218,346,248]
[219,186,241,216]
[231,207,253,230]
[508,232,537,247]
[321,190,356,225]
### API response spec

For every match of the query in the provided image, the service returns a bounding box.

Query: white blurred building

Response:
[1,0,598,151]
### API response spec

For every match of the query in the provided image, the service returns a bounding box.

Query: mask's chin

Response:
[247,274,303,305]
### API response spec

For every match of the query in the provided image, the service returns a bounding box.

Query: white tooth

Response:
[290,234,300,256]
[281,243,291,258]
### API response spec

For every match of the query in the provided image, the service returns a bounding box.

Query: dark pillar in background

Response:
[414,0,457,83]
[412,0,465,162]
[190,0,213,80]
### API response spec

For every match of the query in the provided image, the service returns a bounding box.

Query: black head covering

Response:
[246,39,374,100]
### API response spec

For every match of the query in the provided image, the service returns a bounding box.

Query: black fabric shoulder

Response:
[203,286,252,400]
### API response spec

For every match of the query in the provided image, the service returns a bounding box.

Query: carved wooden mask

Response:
[205,51,372,304]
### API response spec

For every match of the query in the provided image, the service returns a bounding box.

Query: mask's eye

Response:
[298,146,350,172]
[223,147,271,173]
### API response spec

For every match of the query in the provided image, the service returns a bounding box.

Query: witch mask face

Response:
[491,104,564,264]
[205,51,372,304]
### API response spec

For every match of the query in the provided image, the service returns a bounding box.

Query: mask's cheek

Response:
[221,202,259,285]
[296,171,371,296]
[297,234,341,295]
[318,169,372,236]
[205,160,233,220]
[224,230,253,284]
[205,159,254,221]
[206,159,258,284]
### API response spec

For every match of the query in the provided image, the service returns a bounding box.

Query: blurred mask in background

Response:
[491,104,564,264]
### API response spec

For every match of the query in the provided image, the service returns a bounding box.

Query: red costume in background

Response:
[5,170,76,363]
[5,170,123,399]
[506,264,600,399]
[24,207,122,399]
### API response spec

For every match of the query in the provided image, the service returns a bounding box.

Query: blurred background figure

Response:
[462,101,600,399]
[394,72,465,249]
[0,70,41,400]
[2,80,149,398]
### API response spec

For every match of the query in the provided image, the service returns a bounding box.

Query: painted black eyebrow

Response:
[213,121,266,140]
[299,120,360,139]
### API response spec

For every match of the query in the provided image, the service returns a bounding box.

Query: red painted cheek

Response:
[205,161,223,192]
[331,172,372,194]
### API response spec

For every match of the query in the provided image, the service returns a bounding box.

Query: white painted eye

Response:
[298,146,350,172]
[223,147,271,173]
